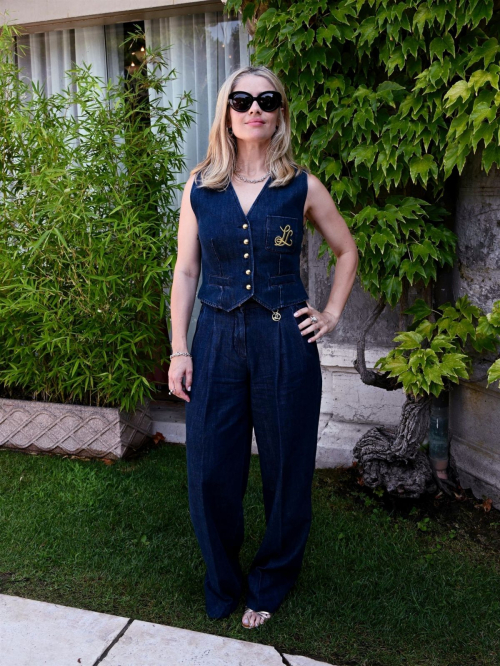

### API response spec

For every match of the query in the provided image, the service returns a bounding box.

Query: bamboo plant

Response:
[0,25,195,411]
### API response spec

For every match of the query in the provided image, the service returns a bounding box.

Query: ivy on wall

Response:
[225,0,500,309]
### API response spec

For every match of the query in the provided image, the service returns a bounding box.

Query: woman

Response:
[168,65,358,629]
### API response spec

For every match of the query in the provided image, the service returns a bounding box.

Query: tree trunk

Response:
[353,298,402,391]
[353,300,437,498]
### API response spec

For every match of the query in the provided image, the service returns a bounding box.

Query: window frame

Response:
[17,2,227,35]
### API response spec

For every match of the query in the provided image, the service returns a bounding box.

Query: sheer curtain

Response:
[145,12,252,197]
[16,24,125,99]
[16,14,251,180]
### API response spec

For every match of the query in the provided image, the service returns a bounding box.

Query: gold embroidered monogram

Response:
[274,224,293,247]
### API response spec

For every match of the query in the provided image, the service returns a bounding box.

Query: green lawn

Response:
[0,443,499,666]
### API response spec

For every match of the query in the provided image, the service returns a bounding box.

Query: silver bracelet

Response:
[170,351,192,359]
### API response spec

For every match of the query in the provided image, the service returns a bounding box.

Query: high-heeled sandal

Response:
[241,606,272,628]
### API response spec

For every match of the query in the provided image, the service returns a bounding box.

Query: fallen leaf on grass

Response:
[474,498,493,512]
[152,431,166,444]
[101,458,115,465]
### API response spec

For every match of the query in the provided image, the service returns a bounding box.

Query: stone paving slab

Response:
[0,594,129,666]
[1,593,337,666]
[285,654,337,666]
[100,619,285,665]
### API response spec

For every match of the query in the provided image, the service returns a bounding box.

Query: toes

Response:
[242,611,255,628]
[243,610,267,628]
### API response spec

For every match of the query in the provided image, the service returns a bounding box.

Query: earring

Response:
[228,127,233,135]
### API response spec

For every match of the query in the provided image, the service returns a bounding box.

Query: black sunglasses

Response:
[228,90,282,113]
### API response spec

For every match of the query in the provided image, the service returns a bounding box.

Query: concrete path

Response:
[0,594,335,666]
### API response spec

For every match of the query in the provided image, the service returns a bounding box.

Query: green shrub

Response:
[0,25,195,411]
[375,297,500,397]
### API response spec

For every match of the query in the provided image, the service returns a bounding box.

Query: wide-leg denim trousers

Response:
[185,297,322,619]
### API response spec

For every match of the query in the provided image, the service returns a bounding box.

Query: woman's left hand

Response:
[293,301,340,343]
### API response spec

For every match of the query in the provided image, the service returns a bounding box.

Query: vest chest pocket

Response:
[265,215,301,253]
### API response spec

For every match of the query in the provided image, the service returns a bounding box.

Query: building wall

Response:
[0,0,222,32]
[450,150,500,509]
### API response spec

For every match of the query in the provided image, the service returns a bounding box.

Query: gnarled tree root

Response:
[355,447,436,498]
[353,397,438,498]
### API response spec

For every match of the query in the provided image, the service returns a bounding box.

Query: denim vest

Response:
[190,167,310,312]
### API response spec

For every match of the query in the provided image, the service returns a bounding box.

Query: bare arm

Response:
[168,173,201,402]
[295,173,359,342]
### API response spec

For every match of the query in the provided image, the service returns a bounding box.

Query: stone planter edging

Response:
[0,397,152,459]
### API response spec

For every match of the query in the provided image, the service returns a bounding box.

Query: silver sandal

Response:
[241,606,272,628]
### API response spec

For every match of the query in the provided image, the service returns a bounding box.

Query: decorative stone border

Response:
[0,398,152,459]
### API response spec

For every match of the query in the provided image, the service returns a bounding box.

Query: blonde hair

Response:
[190,66,309,189]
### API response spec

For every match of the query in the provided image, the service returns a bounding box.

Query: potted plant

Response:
[0,25,194,459]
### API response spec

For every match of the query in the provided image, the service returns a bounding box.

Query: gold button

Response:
[242,223,248,229]
[246,284,251,290]
[243,253,249,258]
[243,239,249,244]
[245,269,251,275]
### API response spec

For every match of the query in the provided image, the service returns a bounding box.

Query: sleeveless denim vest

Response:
[190,167,310,312]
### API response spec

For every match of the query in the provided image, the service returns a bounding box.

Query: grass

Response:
[0,442,499,666]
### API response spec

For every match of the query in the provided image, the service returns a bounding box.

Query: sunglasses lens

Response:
[258,92,281,111]
[229,93,252,112]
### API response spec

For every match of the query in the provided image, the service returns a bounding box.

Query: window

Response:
[16,11,252,197]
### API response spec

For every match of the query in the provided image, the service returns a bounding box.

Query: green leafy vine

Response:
[224,0,500,393]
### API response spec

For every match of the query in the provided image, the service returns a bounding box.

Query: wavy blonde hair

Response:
[190,65,309,190]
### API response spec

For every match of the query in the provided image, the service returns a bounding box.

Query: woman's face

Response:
[228,74,283,144]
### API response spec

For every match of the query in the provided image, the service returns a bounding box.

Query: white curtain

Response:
[16,24,125,99]
[145,12,252,198]
[16,14,252,182]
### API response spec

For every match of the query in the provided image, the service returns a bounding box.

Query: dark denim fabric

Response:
[185,297,322,618]
[190,167,310,311]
